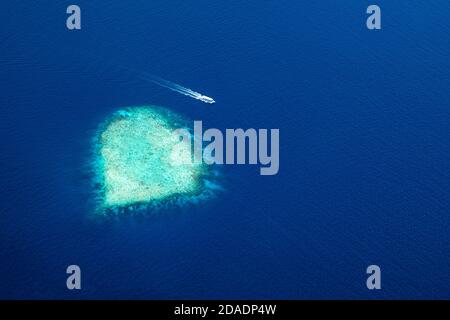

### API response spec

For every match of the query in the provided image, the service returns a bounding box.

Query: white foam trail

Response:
[139,73,215,104]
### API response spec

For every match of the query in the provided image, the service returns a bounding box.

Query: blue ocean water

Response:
[1,1,450,299]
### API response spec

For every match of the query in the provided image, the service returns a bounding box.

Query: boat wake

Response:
[139,73,215,104]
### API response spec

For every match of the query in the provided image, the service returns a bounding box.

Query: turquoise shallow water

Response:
[93,106,218,212]
[1,1,450,298]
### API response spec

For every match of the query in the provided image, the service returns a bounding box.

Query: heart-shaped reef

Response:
[91,105,219,214]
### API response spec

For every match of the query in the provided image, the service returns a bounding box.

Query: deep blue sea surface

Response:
[1,1,450,299]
